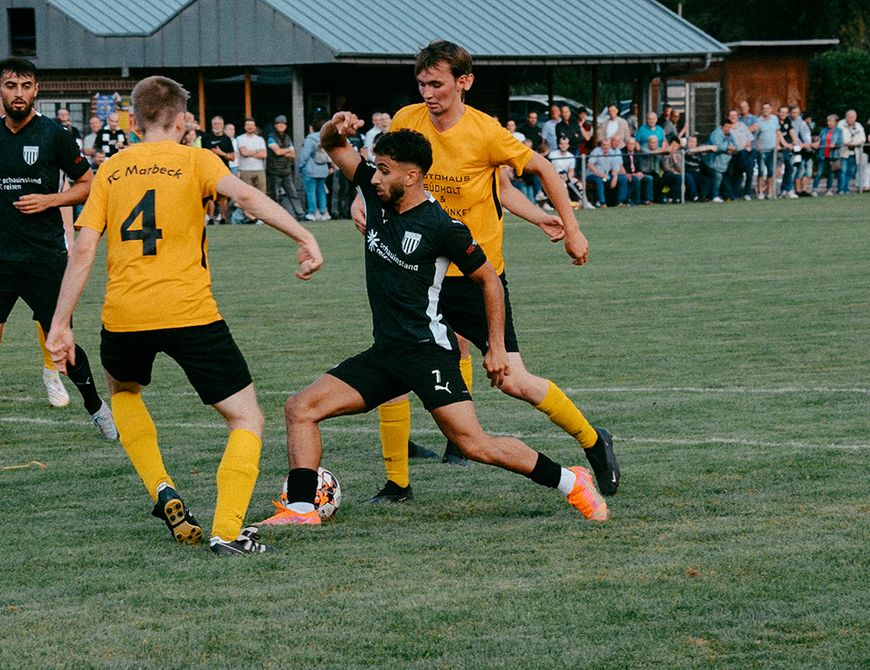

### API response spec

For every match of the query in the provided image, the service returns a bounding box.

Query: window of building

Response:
[8,8,37,57]
[689,83,721,139]
[38,99,90,136]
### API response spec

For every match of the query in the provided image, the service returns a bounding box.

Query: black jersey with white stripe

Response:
[0,114,90,263]
[352,159,487,350]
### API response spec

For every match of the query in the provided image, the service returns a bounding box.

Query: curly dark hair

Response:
[372,129,433,174]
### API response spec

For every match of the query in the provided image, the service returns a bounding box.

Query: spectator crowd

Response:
[54,99,868,224]
[510,101,868,209]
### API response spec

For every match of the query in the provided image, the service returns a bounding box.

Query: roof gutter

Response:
[334,54,728,67]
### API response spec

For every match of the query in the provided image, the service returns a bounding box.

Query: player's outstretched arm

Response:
[320,112,365,180]
[217,176,323,280]
[46,227,101,373]
[466,261,509,388]
[497,168,564,242]
[524,152,589,265]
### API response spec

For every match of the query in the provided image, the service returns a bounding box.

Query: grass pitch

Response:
[1,197,868,669]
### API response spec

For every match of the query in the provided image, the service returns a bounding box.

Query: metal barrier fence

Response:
[573,142,869,207]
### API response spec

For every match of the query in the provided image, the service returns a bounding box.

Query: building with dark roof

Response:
[2,0,728,147]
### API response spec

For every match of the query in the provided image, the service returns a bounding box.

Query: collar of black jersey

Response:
[2,113,40,135]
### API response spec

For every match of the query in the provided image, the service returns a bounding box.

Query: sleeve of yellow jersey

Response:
[485,117,533,176]
[75,167,109,235]
[197,148,232,200]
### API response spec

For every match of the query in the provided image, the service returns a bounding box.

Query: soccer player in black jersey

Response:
[259,113,607,526]
[0,57,116,439]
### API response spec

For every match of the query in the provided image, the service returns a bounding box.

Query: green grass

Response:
[1,197,868,669]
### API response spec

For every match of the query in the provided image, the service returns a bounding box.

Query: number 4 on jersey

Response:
[120,189,162,255]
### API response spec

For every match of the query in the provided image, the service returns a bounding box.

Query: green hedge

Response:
[809,49,870,123]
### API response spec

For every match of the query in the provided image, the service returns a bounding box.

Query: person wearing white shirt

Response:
[236,118,267,191]
[224,123,240,175]
[506,119,525,143]
[837,109,866,194]
[236,118,268,223]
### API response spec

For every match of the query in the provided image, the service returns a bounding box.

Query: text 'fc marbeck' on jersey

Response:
[77,141,230,332]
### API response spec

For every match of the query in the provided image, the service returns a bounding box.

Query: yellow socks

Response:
[376,357,472,488]
[378,398,411,488]
[535,380,598,448]
[459,354,473,395]
[112,391,173,502]
[212,429,262,541]
[36,323,54,370]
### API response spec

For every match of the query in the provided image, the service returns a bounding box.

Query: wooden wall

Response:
[725,52,810,113]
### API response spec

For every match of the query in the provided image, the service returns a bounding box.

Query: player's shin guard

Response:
[66,345,103,414]
[112,391,174,501]
[36,323,55,371]
[212,429,262,542]
[534,380,598,449]
[378,398,411,488]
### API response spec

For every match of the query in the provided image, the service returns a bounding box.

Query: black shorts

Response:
[328,341,470,411]
[439,273,519,354]
[0,257,67,330]
[100,320,252,406]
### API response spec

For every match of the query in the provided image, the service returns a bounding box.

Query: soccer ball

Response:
[281,467,341,521]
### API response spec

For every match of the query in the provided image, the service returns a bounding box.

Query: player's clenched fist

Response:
[331,111,364,137]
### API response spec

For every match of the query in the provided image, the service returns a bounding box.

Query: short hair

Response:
[311,118,326,132]
[131,76,189,132]
[0,57,36,79]
[211,115,224,123]
[722,118,732,126]
[827,114,839,122]
[373,129,433,175]
[414,40,472,78]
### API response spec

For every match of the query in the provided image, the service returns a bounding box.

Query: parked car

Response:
[509,94,590,124]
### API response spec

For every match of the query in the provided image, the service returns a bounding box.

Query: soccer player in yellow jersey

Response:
[47,75,323,556]
[365,41,619,503]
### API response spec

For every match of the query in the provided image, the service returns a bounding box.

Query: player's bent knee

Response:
[498,368,547,404]
[451,434,496,464]
[232,406,264,436]
[284,392,321,425]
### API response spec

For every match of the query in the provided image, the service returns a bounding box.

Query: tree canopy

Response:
[659,0,868,49]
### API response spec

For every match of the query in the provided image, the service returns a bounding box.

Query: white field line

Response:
[2,386,867,403]
[567,386,870,395]
[1,416,867,451]
[261,386,870,396]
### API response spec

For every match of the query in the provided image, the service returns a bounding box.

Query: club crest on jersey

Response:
[23,146,39,165]
[401,231,422,255]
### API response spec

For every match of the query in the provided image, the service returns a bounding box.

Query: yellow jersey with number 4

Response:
[390,103,532,276]
[77,141,229,331]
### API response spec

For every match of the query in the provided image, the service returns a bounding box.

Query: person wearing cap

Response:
[267,115,305,218]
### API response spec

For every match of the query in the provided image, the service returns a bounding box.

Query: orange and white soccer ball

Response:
[281,467,341,521]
